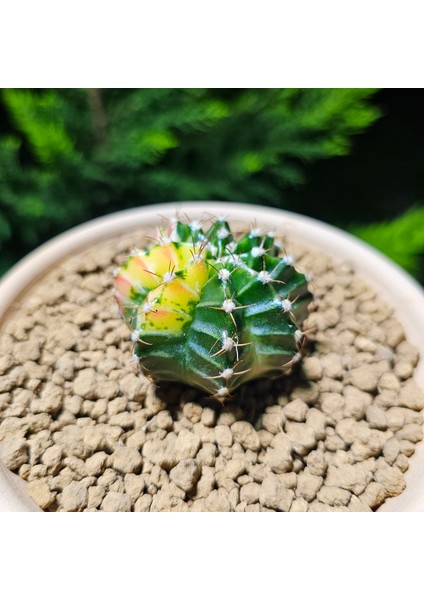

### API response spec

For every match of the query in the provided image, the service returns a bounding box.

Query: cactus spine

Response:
[114,215,312,399]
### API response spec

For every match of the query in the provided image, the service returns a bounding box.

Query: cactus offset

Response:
[114,216,312,399]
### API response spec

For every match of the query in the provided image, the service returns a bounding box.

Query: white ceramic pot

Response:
[1,202,423,512]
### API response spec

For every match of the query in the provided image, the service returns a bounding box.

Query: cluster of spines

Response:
[114,215,312,399]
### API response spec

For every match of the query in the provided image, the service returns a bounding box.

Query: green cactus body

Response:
[114,216,312,399]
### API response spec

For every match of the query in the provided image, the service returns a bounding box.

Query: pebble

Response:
[395,424,423,444]
[398,380,424,411]
[183,402,203,423]
[283,399,308,422]
[109,412,135,429]
[378,372,401,393]
[240,482,261,505]
[386,407,405,431]
[41,445,62,471]
[39,383,63,414]
[124,474,145,502]
[350,365,379,392]
[201,407,217,427]
[290,497,309,512]
[325,463,373,495]
[152,491,189,511]
[204,489,231,512]
[74,308,93,327]
[228,487,239,511]
[156,410,173,430]
[0,355,15,375]
[224,458,246,480]
[301,356,323,381]
[87,485,107,509]
[382,437,401,465]
[316,486,351,506]
[260,474,294,512]
[119,374,147,402]
[394,361,413,380]
[296,472,323,502]
[343,386,371,420]
[374,465,405,497]
[359,482,386,509]
[247,463,271,483]
[28,479,56,509]
[0,436,28,470]
[265,433,293,474]
[73,369,98,400]
[85,452,109,476]
[169,459,201,491]
[102,491,132,512]
[261,411,284,435]
[192,422,215,443]
[321,353,344,379]
[112,447,143,474]
[107,397,127,416]
[214,425,233,447]
[231,421,260,451]
[395,453,409,472]
[290,382,319,404]
[285,423,316,456]
[148,465,168,488]
[195,470,216,498]
[365,405,387,430]
[306,408,326,440]
[63,395,82,415]
[196,443,217,467]
[61,481,88,511]
[305,449,327,477]
[320,393,345,423]
[55,355,75,381]
[348,496,372,512]
[134,494,153,512]
[398,439,415,457]
[142,437,178,470]
[384,321,405,347]
[174,430,201,460]
[13,340,41,362]
[49,467,75,491]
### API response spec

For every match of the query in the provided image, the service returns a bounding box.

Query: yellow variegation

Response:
[116,241,209,334]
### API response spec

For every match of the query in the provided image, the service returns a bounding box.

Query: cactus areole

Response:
[114,215,312,399]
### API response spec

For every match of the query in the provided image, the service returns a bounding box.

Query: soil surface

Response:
[0,225,423,511]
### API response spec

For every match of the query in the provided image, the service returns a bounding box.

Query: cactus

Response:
[114,215,312,399]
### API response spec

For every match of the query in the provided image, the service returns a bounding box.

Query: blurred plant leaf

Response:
[0,88,380,276]
[350,206,424,277]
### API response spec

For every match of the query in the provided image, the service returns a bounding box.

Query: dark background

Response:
[292,89,424,226]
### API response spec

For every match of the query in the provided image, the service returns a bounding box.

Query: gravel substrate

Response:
[0,225,423,512]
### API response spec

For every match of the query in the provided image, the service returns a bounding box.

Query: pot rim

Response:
[1,201,423,511]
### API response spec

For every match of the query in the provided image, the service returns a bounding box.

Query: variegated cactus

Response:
[114,215,312,399]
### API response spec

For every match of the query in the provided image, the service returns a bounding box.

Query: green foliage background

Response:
[0,88,422,281]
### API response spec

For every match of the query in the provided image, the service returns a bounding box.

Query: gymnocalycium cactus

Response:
[114,215,312,399]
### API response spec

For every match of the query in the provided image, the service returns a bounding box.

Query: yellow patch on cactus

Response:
[182,259,209,293]
[148,278,199,315]
[142,307,190,332]
[117,240,211,335]
[144,244,180,276]
[173,243,195,265]
[123,255,159,289]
